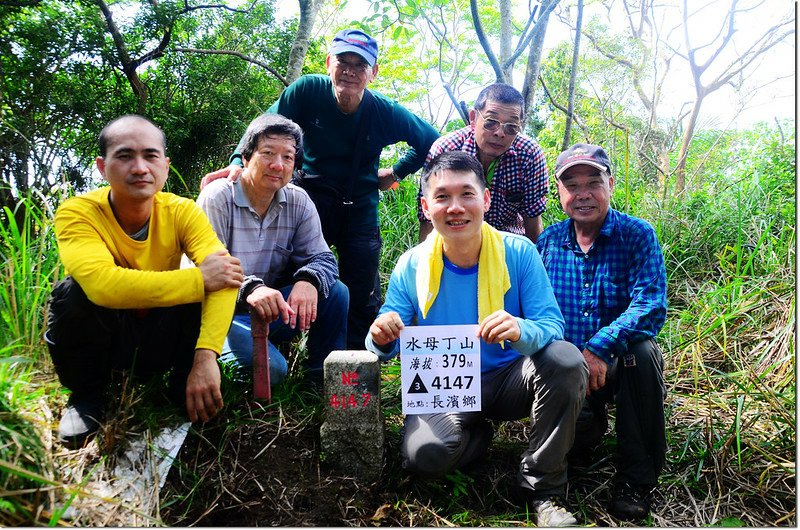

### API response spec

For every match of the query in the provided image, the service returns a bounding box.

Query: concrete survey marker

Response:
[320,350,384,482]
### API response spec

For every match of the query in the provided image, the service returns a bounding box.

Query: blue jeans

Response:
[220,280,349,385]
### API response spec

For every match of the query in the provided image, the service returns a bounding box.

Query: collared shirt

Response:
[197,179,339,304]
[536,208,667,364]
[230,75,439,228]
[417,126,549,234]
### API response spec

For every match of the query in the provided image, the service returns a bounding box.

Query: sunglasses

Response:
[477,110,521,136]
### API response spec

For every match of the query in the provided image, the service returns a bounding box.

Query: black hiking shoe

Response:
[609,482,653,521]
[58,393,105,449]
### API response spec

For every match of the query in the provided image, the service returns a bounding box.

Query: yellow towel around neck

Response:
[416,221,511,324]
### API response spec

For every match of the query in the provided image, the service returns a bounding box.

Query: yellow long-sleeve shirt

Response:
[54,187,236,354]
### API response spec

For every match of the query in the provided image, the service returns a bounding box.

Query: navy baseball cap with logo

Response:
[555,143,611,179]
[329,29,379,67]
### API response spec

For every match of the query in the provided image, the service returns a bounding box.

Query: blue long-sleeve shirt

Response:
[536,208,667,365]
[365,232,565,374]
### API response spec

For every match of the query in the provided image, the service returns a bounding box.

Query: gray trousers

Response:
[401,340,588,495]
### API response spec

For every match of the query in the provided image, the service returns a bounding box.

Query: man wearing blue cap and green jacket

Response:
[203,29,439,351]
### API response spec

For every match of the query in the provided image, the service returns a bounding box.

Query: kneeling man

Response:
[366,151,587,526]
[46,115,242,448]
[197,114,348,390]
[537,143,667,522]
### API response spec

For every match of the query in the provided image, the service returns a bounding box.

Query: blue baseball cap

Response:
[329,29,379,67]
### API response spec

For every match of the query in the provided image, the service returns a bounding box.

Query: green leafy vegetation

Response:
[0,122,794,526]
[0,0,794,526]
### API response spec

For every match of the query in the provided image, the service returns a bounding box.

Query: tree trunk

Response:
[285,0,323,85]
[673,97,702,194]
[94,0,150,112]
[521,7,552,117]
[562,0,583,151]
[499,0,513,82]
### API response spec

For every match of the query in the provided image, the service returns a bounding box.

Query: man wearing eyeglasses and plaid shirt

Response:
[417,83,548,243]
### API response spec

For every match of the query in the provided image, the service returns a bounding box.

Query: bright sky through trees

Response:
[277,0,794,129]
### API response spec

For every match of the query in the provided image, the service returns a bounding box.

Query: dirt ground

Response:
[159,396,545,527]
[53,378,793,527]
[154,379,795,527]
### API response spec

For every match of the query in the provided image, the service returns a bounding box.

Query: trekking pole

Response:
[250,310,271,402]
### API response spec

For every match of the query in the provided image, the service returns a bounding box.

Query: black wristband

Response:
[294,271,320,291]
[236,276,265,312]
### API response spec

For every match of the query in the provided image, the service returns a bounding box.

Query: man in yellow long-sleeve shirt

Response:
[45,115,243,448]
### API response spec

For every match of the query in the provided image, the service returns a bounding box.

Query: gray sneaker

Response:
[530,496,578,527]
[58,394,105,449]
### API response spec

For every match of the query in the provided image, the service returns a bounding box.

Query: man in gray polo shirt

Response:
[197,114,348,389]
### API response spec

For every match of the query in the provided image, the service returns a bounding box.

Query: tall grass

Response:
[0,123,794,526]
[0,201,62,358]
[378,179,422,291]
[636,127,796,525]
[0,196,64,524]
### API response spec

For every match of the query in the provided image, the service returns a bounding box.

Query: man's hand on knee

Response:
[200,250,243,291]
[186,348,224,422]
[478,310,521,344]
[583,348,608,394]
[247,285,294,324]
[287,280,318,331]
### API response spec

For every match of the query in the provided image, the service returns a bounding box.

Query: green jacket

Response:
[231,74,439,227]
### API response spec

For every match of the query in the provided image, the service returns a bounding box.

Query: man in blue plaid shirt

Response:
[536,143,667,522]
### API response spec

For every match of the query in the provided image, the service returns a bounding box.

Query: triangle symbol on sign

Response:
[407,373,428,394]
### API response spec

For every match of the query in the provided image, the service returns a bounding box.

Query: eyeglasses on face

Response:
[334,55,371,74]
[477,109,521,136]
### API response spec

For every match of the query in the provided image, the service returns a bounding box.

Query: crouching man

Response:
[197,114,348,390]
[46,115,242,448]
[537,143,668,521]
[366,151,588,526]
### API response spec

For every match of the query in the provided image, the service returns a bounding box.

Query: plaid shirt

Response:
[536,208,667,364]
[417,126,548,234]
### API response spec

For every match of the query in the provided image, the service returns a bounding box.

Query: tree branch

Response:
[538,76,589,137]
[469,0,505,82]
[176,0,257,16]
[135,26,173,68]
[94,0,148,110]
[693,0,739,72]
[175,47,289,86]
[705,24,793,93]
[501,5,538,70]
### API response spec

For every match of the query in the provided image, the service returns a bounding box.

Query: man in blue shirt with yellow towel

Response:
[537,143,668,522]
[366,151,588,527]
